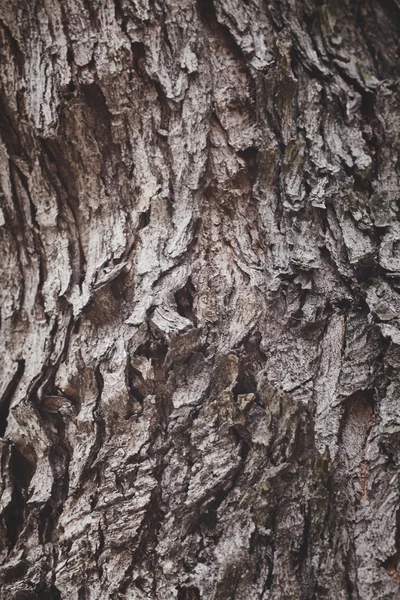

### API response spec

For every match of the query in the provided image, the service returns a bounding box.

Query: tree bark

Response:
[1,0,400,598]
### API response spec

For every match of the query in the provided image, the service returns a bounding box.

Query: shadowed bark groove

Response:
[1,0,400,598]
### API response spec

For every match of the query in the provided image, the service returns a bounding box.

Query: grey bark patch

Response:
[1,0,400,598]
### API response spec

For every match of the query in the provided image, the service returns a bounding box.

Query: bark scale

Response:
[1,0,400,598]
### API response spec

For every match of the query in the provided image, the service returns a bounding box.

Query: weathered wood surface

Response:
[1,0,400,598]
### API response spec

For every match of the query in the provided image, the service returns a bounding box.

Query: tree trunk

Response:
[1,0,400,598]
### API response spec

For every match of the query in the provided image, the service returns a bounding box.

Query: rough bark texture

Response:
[1,0,400,598]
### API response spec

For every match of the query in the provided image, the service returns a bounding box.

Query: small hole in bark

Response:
[175,278,195,320]
[110,268,129,303]
[177,586,201,600]
[80,83,112,144]
[63,80,76,101]
[383,553,400,585]
[136,339,168,360]
[131,41,146,74]
[385,448,397,467]
[128,378,145,405]
[352,173,373,195]
[233,369,257,397]
[354,264,378,283]
[113,0,124,23]
[332,298,352,312]
[138,208,151,229]
[134,577,147,591]
[237,146,259,184]
[66,48,74,65]
[90,491,99,511]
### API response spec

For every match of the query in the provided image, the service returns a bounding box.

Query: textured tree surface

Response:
[1,0,400,598]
